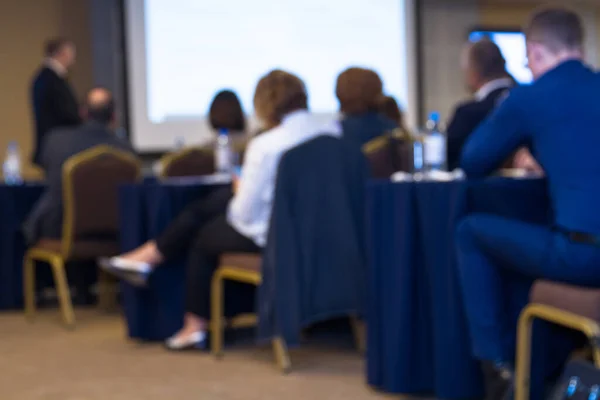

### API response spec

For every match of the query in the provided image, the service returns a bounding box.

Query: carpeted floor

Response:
[0,310,385,400]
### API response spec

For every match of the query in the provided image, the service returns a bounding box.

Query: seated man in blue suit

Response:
[456,8,600,399]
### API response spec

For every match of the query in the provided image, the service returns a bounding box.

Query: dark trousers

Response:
[456,214,600,399]
[156,187,260,319]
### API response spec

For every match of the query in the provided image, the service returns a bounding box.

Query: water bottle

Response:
[215,128,232,174]
[423,111,446,172]
[3,141,22,185]
[589,385,599,400]
[174,136,185,150]
[413,135,424,173]
[566,377,579,398]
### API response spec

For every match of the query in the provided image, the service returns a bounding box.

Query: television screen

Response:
[469,30,533,84]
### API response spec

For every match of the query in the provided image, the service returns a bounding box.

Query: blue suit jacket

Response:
[461,60,600,234]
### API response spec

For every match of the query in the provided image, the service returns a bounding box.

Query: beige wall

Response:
[479,2,600,67]
[0,0,92,178]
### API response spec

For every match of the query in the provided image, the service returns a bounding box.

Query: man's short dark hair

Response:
[525,8,584,53]
[469,39,507,81]
[44,37,72,57]
[85,88,115,125]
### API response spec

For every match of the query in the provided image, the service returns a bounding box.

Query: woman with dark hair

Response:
[102,70,338,350]
[379,95,406,130]
[207,90,248,153]
[336,67,398,147]
[208,90,246,133]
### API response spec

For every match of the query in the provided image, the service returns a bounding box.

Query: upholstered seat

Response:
[34,239,120,261]
[219,253,262,273]
[363,130,414,178]
[531,280,600,322]
[159,147,215,178]
[516,280,600,400]
[24,146,141,328]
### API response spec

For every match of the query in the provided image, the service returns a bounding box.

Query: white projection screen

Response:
[125,0,418,152]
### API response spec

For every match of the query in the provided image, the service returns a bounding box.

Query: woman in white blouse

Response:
[102,70,339,350]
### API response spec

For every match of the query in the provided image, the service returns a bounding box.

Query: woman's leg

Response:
[118,187,233,266]
[166,214,260,349]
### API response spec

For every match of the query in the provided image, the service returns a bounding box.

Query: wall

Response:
[0,0,93,178]
[479,2,599,67]
[419,0,480,123]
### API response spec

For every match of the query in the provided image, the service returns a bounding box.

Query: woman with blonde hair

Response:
[102,69,339,350]
[335,67,398,146]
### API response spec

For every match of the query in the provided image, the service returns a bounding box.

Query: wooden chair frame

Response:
[210,264,366,373]
[515,303,600,400]
[23,146,141,328]
[157,146,213,180]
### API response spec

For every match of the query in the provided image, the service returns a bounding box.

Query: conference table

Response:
[0,183,45,309]
[366,177,549,399]
[118,176,233,340]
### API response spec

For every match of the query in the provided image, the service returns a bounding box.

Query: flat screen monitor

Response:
[469,29,532,84]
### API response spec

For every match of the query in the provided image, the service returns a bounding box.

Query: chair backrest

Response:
[363,131,414,178]
[258,135,369,344]
[61,145,141,256]
[159,147,215,179]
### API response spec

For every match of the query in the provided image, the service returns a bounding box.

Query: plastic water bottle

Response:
[566,377,579,398]
[174,136,185,150]
[3,141,22,185]
[413,136,424,173]
[215,128,232,174]
[423,111,446,171]
[589,385,599,400]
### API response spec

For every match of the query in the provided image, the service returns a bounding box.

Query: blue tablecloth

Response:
[118,178,228,341]
[0,183,45,309]
[366,177,550,399]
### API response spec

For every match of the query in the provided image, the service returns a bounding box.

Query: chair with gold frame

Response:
[515,280,600,400]
[23,145,142,328]
[158,147,215,179]
[210,253,366,373]
[363,128,415,178]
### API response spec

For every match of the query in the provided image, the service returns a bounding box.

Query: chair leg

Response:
[272,337,291,374]
[211,270,225,358]
[350,316,366,354]
[515,307,535,400]
[97,269,117,312]
[50,258,75,329]
[592,346,600,368]
[23,254,36,321]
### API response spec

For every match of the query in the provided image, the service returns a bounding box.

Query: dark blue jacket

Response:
[447,87,510,171]
[31,67,81,166]
[461,60,600,234]
[257,135,368,346]
[341,112,398,147]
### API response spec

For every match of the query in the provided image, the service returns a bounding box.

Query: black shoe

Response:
[164,331,209,352]
[482,361,514,400]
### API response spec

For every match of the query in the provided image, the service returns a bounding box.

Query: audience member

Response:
[23,88,134,244]
[207,89,248,154]
[336,67,397,147]
[102,70,341,350]
[457,8,600,400]
[447,39,514,171]
[30,37,82,168]
[379,95,407,131]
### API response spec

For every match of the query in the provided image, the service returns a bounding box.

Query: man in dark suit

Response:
[446,39,514,171]
[30,37,82,167]
[24,88,134,245]
[456,9,600,399]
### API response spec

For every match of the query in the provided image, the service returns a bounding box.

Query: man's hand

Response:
[513,148,544,174]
